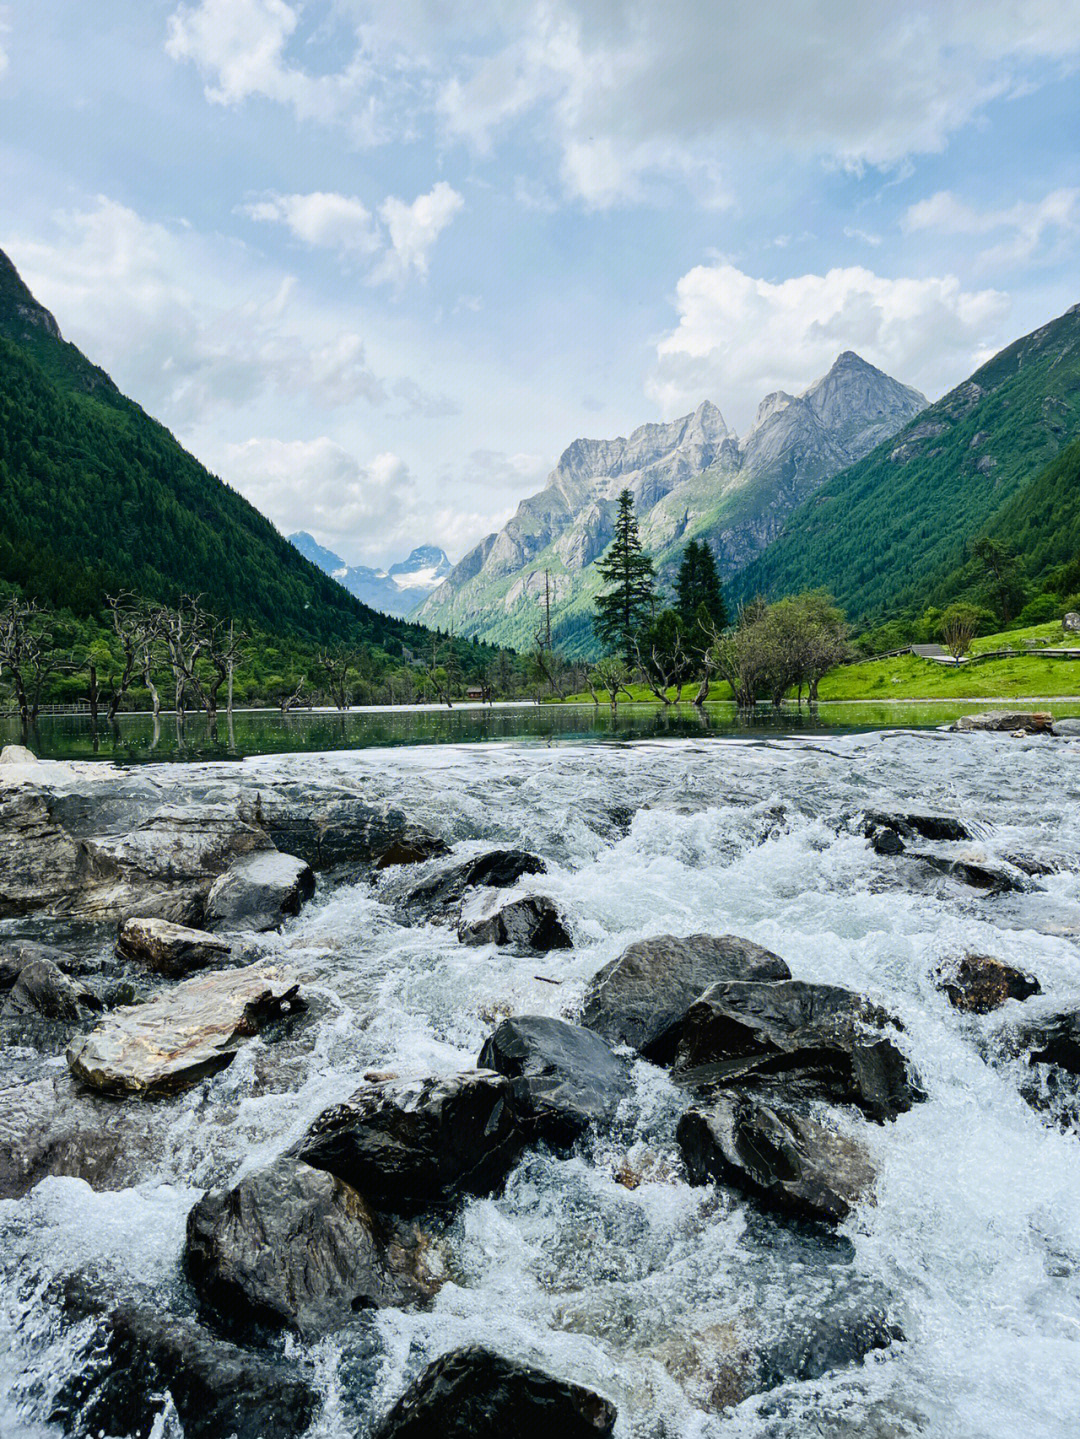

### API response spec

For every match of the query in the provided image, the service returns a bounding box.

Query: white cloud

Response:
[240,191,378,255]
[373,182,465,283]
[2,196,391,427]
[648,262,1011,431]
[904,187,1080,267]
[224,437,418,553]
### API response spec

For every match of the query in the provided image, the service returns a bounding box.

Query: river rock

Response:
[907,850,1028,893]
[864,810,972,843]
[53,1289,318,1439]
[1008,1010,1080,1074]
[952,710,1054,734]
[677,1094,875,1223]
[671,979,920,1121]
[0,743,36,764]
[0,1072,161,1198]
[581,933,791,1061]
[375,834,451,869]
[66,962,302,1094]
[478,1016,630,1146]
[0,788,87,917]
[1053,718,1080,737]
[1,956,98,1023]
[403,850,547,918]
[371,1345,616,1439]
[937,953,1041,1014]
[186,1156,429,1335]
[117,915,232,975]
[298,1070,522,1214]
[205,851,314,932]
[255,784,433,870]
[458,892,572,952]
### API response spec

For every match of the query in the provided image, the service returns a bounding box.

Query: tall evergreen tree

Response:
[676,539,727,631]
[593,489,656,659]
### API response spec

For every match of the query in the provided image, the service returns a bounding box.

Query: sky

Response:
[1,1,1078,568]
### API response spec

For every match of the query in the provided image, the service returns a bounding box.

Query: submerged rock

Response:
[402,850,547,918]
[478,1015,630,1146]
[117,915,232,976]
[52,1289,318,1439]
[1008,1010,1080,1075]
[66,962,302,1094]
[671,979,920,1121]
[186,1156,430,1335]
[937,953,1040,1014]
[864,810,971,843]
[458,892,572,953]
[205,851,314,932]
[580,933,791,1060]
[952,710,1054,734]
[299,1070,522,1214]
[371,1345,616,1439]
[375,834,451,869]
[677,1093,875,1223]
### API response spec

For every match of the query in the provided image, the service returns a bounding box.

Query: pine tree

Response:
[593,489,656,659]
[676,539,727,632]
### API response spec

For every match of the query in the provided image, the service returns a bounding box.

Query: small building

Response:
[466,686,487,701]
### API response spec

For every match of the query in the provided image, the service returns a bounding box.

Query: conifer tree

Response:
[676,539,727,632]
[593,489,656,659]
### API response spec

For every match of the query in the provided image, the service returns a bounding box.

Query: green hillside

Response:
[0,249,472,661]
[731,303,1080,622]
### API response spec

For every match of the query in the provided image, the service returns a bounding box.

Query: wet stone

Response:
[458,891,572,953]
[937,953,1041,1014]
[117,915,232,976]
[402,849,547,918]
[205,851,314,933]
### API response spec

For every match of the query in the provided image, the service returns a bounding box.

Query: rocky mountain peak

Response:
[0,248,62,343]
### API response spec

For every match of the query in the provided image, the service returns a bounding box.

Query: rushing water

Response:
[7,699,1080,763]
[3,729,1080,1438]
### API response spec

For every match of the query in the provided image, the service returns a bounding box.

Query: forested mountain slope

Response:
[0,248,457,657]
[732,303,1080,622]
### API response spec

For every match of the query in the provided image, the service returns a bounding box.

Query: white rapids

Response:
[3,728,1080,1438]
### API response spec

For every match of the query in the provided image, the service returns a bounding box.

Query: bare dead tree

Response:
[632,626,690,706]
[317,645,361,710]
[280,676,308,714]
[0,597,59,726]
[104,594,165,721]
[529,632,569,699]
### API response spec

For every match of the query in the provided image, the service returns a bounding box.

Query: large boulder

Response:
[254,784,436,870]
[906,850,1028,894]
[937,953,1040,1014]
[1062,612,1080,634]
[186,1156,430,1335]
[677,1094,875,1223]
[66,962,302,1094]
[458,892,572,953]
[1053,717,1080,737]
[117,915,232,976]
[671,979,920,1121]
[375,834,451,869]
[1,956,98,1024]
[52,1289,318,1439]
[0,1073,161,1198]
[205,851,315,932]
[0,788,87,917]
[402,850,547,918]
[371,1346,616,1439]
[298,1070,522,1214]
[581,933,791,1061]
[478,1016,630,1146]
[0,743,36,764]
[952,710,1054,734]
[864,810,971,844]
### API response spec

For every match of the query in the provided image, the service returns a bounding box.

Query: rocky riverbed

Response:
[2,723,1080,1438]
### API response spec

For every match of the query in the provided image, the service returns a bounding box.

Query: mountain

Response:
[0,247,473,665]
[732,302,1080,622]
[287,535,451,618]
[418,354,925,654]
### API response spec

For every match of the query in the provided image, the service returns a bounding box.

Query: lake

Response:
[6,697,1080,762]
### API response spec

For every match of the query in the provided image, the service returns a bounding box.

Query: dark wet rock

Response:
[371,1345,616,1439]
[185,1156,431,1335]
[458,892,572,953]
[254,785,430,870]
[52,1287,318,1439]
[205,851,314,932]
[117,915,232,975]
[867,824,905,856]
[581,933,791,1061]
[478,1015,630,1146]
[706,1298,902,1412]
[907,850,1028,893]
[0,787,87,917]
[864,810,971,843]
[0,1073,161,1198]
[299,1070,522,1214]
[67,962,302,1094]
[0,937,88,981]
[1,957,98,1023]
[952,710,1054,734]
[677,1093,875,1223]
[671,979,920,1121]
[1008,1011,1080,1074]
[937,953,1040,1014]
[403,849,547,918]
[375,834,451,869]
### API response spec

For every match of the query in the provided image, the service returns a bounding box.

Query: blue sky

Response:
[1,1,1078,566]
